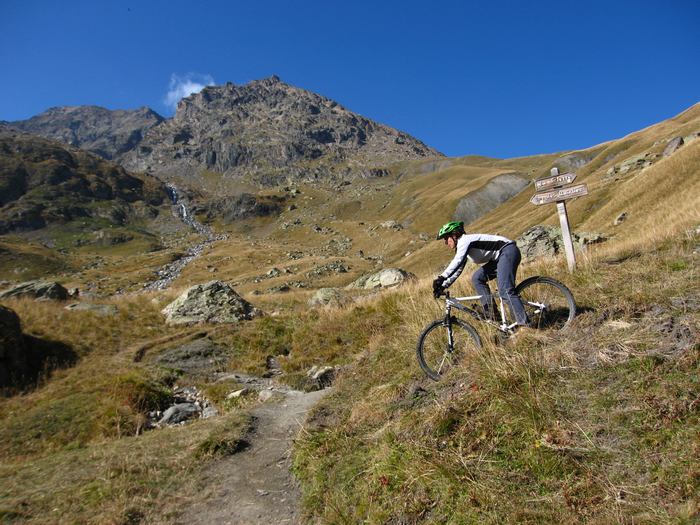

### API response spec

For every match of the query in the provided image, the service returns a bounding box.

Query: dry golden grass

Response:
[0,411,251,524]
[580,140,700,253]
[294,229,699,524]
[1,103,698,524]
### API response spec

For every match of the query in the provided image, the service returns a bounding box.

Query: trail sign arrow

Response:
[534,172,577,191]
[530,183,589,206]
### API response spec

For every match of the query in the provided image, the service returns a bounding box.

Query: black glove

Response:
[432,276,446,298]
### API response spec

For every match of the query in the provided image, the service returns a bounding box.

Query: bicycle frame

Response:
[442,291,534,334]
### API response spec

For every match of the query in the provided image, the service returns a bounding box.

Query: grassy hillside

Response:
[293,233,698,524]
[1,225,695,523]
[0,105,697,523]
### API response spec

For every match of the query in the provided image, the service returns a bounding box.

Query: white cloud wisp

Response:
[164,73,215,111]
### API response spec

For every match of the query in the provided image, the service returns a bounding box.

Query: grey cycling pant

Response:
[471,243,529,326]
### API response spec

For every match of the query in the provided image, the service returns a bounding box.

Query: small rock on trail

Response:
[175,388,329,525]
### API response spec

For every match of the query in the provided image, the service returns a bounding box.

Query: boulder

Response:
[308,288,351,307]
[683,131,700,144]
[227,388,249,399]
[258,390,275,402]
[380,220,403,230]
[614,212,628,226]
[157,403,200,426]
[0,280,68,301]
[575,232,606,246]
[346,268,415,290]
[516,225,606,260]
[663,137,684,157]
[202,406,219,419]
[307,365,337,388]
[0,305,27,389]
[156,338,227,373]
[162,281,260,325]
[64,303,119,316]
[516,225,562,259]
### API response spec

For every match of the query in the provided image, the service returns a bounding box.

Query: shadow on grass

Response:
[1,335,77,396]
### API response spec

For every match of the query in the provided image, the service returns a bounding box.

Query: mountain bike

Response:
[416,276,576,381]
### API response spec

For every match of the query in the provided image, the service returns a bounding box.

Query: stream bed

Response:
[143,184,227,291]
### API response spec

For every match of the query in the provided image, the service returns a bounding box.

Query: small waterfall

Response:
[143,184,227,291]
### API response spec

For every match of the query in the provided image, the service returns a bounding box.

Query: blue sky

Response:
[1,0,698,158]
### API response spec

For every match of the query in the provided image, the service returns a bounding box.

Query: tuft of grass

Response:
[194,412,252,459]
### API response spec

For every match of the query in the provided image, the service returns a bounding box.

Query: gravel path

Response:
[175,388,328,525]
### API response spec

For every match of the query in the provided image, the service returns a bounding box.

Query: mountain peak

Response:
[127,77,441,185]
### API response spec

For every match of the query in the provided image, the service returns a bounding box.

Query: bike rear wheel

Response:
[515,276,576,330]
[416,317,481,381]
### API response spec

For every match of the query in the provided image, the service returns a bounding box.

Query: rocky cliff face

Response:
[7,106,164,160]
[0,131,169,233]
[122,76,441,185]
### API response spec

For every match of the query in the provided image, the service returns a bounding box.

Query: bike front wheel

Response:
[515,276,576,330]
[416,317,481,381]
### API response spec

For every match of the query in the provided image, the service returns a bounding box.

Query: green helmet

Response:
[436,221,464,240]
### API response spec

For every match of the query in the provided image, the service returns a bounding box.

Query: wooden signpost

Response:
[529,183,589,206]
[530,168,589,272]
[534,172,577,191]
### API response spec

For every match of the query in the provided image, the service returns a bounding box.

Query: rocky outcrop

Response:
[308,288,351,307]
[663,137,684,157]
[605,151,660,180]
[122,76,441,185]
[517,226,563,259]
[554,150,600,172]
[307,365,337,388]
[149,385,218,428]
[0,131,168,233]
[192,193,285,223]
[64,302,119,316]
[516,225,606,259]
[346,268,415,290]
[614,212,628,226]
[0,280,69,301]
[0,305,27,389]
[454,173,529,225]
[156,338,228,373]
[7,105,164,160]
[162,281,260,325]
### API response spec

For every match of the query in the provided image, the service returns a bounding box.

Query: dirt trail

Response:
[176,388,328,525]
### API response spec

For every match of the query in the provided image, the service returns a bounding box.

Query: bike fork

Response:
[444,304,454,352]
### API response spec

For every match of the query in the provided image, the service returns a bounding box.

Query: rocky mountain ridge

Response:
[7,76,441,187]
[123,75,441,185]
[5,105,164,160]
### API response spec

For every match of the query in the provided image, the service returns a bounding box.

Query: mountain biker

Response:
[433,221,529,327]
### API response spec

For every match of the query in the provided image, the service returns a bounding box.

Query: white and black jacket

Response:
[440,233,513,287]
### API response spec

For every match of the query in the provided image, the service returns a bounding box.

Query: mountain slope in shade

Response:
[0,130,169,234]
